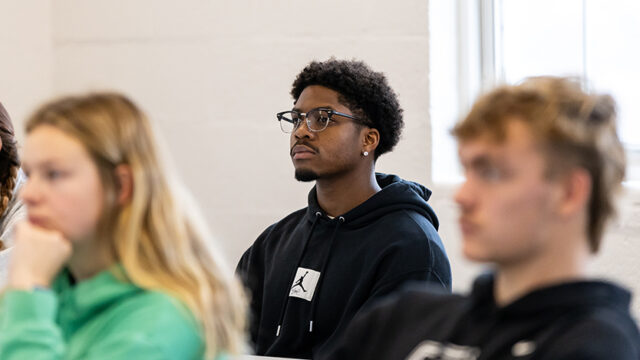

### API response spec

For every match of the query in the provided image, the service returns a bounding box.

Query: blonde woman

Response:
[0,103,27,286]
[0,93,246,359]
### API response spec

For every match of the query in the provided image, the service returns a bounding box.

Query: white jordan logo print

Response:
[406,340,480,360]
[289,267,320,301]
[511,340,536,357]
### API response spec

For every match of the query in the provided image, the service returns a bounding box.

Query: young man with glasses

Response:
[236,59,451,359]
[321,77,640,360]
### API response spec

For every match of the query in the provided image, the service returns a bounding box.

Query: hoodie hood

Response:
[52,265,140,333]
[470,273,633,317]
[306,173,439,229]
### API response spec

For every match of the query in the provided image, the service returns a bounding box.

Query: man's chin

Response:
[462,240,494,264]
[295,169,319,182]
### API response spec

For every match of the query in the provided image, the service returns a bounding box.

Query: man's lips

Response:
[291,144,317,160]
[458,217,478,235]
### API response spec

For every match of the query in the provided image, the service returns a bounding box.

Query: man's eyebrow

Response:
[461,154,493,169]
[291,105,336,113]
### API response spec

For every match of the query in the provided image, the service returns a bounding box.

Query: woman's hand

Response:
[7,221,72,290]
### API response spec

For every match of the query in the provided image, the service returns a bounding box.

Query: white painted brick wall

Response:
[0,0,52,140]
[48,0,433,274]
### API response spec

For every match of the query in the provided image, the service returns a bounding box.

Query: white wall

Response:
[0,0,52,140]
[0,0,638,318]
[49,0,432,268]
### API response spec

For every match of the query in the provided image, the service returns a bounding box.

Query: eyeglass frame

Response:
[276,107,364,133]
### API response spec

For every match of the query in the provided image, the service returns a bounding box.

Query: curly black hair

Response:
[291,58,404,160]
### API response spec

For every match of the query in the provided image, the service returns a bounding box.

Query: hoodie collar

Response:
[53,264,141,331]
[305,173,438,229]
[471,272,632,316]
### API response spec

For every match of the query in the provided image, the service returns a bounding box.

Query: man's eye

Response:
[46,170,64,180]
[479,167,502,181]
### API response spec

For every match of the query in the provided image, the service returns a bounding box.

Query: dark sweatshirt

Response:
[322,273,640,360]
[236,173,451,359]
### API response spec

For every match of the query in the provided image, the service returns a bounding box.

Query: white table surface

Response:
[232,356,306,360]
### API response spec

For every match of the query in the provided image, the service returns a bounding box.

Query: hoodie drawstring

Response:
[275,211,322,336]
[308,216,345,333]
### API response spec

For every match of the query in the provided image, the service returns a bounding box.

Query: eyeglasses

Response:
[276,107,361,133]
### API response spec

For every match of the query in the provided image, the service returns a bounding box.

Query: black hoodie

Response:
[322,273,640,360]
[236,173,451,359]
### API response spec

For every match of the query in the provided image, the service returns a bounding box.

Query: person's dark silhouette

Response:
[292,271,309,292]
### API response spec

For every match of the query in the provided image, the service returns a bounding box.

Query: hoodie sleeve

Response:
[318,289,423,360]
[0,290,203,360]
[367,213,451,303]
[0,289,65,359]
[318,293,396,360]
[539,313,640,360]
[319,304,379,360]
[235,225,274,348]
[235,246,261,346]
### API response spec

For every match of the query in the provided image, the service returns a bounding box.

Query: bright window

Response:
[430,0,640,183]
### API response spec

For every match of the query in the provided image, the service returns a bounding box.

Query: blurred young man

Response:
[323,77,640,360]
[236,59,451,358]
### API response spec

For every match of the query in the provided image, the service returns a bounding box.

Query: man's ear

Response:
[557,167,592,217]
[362,127,380,155]
[114,164,133,205]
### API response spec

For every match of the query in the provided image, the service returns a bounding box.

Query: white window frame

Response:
[429,0,486,184]
[430,0,640,186]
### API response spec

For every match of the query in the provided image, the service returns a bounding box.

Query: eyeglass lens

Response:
[280,109,331,133]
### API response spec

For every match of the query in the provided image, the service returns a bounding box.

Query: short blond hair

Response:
[453,77,626,253]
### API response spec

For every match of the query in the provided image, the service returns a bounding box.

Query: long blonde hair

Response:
[26,93,246,357]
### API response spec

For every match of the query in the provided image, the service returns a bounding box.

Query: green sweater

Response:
[0,265,212,359]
